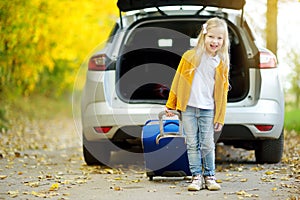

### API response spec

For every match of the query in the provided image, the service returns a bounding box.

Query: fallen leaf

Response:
[14,152,21,157]
[131,179,140,183]
[7,190,19,198]
[75,179,87,184]
[265,170,274,175]
[31,191,47,198]
[25,181,39,187]
[236,190,246,195]
[235,190,259,198]
[113,186,122,191]
[280,176,290,181]
[49,183,60,191]
[0,175,7,179]
[272,187,277,191]
[105,168,115,174]
[237,167,243,172]
[250,166,264,171]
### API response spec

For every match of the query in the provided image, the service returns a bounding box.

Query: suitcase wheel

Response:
[146,171,155,181]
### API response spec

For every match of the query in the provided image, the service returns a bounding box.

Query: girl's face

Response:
[204,27,225,56]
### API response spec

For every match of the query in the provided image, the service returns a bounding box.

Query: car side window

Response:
[107,24,120,43]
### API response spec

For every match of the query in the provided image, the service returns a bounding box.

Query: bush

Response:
[285,107,300,133]
[0,107,8,131]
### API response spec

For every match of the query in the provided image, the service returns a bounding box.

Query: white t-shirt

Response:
[187,53,220,109]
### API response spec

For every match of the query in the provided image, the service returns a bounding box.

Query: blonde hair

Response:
[192,17,230,68]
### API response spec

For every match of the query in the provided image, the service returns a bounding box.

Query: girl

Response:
[165,17,230,191]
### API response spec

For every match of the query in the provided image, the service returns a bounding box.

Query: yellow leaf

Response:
[31,191,38,196]
[236,190,246,195]
[0,175,7,180]
[114,186,122,191]
[280,176,290,181]
[244,193,252,197]
[7,190,19,198]
[272,187,277,191]
[26,181,39,187]
[31,191,46,198]
[105,168,114,174]
[49,183,60,191]
[240,178,248,182]
[250,166,264,171]
[265,170,274,175]
[132,179,140,183]
[75,179,87,184]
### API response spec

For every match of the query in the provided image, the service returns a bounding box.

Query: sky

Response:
[245,0,300,89]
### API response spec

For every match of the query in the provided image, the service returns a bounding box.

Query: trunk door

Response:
[117,0,245,12]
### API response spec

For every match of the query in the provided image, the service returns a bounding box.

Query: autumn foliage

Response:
[0,0,118,97]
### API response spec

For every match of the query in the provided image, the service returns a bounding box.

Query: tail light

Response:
[88,54,106,71]
[259,49,277,69]
[255,125,273,132]
[94,126,112,134]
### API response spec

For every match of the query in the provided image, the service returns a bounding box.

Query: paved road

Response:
[0,118,298,200]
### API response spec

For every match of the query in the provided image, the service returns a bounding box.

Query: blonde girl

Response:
[165,17,230,191]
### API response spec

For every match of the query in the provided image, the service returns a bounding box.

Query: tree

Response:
[0,0,118,97]
[288,49,300,108]
[266,0,278,57]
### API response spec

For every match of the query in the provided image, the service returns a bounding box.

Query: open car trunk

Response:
[116,19,249,104]
[117,0,246,11]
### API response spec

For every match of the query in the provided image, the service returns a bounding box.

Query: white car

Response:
[81,0,284,165]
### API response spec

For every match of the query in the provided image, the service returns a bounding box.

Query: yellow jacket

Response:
[166,49,229,125]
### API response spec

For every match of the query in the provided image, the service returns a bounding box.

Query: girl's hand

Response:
[165,107,175,117]
[214,123,223,132]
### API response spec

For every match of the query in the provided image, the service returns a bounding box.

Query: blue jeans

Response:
[182,106,215,177]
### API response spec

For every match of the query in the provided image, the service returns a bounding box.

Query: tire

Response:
[83,135,111,166]
[255,129,284,164]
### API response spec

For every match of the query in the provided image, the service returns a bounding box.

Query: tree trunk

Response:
[266,0,278,57]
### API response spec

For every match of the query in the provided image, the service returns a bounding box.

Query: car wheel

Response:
[255,129,284,164]
[83,135,111,166]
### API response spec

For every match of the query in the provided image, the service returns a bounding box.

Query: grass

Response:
[2,93,73,121]
[284,106,300,133]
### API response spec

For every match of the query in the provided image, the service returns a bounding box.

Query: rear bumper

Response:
[224,99,284,140]
[82,98,284,142]
[82,102,164,141]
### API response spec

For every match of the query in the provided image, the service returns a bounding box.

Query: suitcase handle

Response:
[158,110,182,121]
[156,111,185,144]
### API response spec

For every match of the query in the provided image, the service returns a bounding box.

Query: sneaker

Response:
[204,176,221,191]
[188,175,203,191]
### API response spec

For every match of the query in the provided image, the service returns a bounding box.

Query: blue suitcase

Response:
[142,111,191,180]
